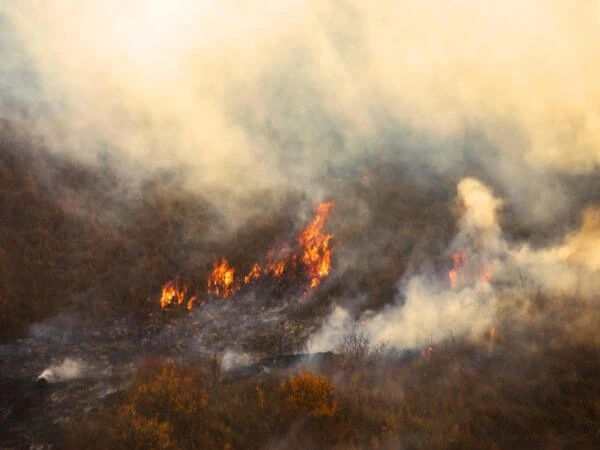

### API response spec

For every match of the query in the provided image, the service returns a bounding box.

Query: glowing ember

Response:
[421,346,434,358]
[207,258,237,298]
[299,202,334,289]
[267,260,286,278]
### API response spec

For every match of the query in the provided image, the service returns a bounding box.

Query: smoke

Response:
[1,1,600,349]
[311,177,500,350]
[1,1,599,225]
[221,349,252,371]
[38,357,86,383]
[309,306,353,353]
[311,176,600,350]
[510,206,600,298]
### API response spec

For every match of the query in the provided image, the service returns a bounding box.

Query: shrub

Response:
[280,371,338,418]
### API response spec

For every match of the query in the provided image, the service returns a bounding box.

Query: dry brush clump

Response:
[280,371,338,418]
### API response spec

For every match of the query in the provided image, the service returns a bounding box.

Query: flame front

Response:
[159,202,335,311]
[207,258,237,298]
[244,263,262,284]
[267,260,286,278]
[299,202,333,289]
[448,251,493,289]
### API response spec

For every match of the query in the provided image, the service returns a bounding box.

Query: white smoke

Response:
[2,0,599,224]
[452,177,503,253]
[364,278,494,348]
[309,306,354,353]
[38,357,86,383]
[310,176,600,351]
[510,210,600,298]
[311,177,501,350]
[221,349,252,371]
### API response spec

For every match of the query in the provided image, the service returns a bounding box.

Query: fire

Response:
[448,251,493,289]
[244,262,262,284]
[159,277,197,310]
[159,202,335,311]
[207,258,237,298]
[267,259,286,278]
[299,202,333,289]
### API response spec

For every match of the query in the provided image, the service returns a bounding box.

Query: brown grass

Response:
[63,322,600,450]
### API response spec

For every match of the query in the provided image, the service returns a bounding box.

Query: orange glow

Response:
[244,262,262,284]
[448,269,458,289]
[160,277,196,310]
[448,252,493,289]
[299,202,333,289]
[207,258,237,298]
[186,295,198,311]
[449,251,466,289]
[267,259,286,278]
[480,266,493,283]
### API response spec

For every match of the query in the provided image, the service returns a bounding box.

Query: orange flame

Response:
[159,202,335,311]
[448,252,493,289]
[160,277,198,310]
[267,259,286,278]
[207,258,237,298]
[244,262,262,284]
[299,202,333,289]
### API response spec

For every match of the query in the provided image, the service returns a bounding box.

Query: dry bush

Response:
[280,371,338,418]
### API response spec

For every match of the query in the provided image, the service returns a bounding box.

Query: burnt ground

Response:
[0,289,329,449]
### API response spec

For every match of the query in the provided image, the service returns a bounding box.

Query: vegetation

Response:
[62,318,600,450]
